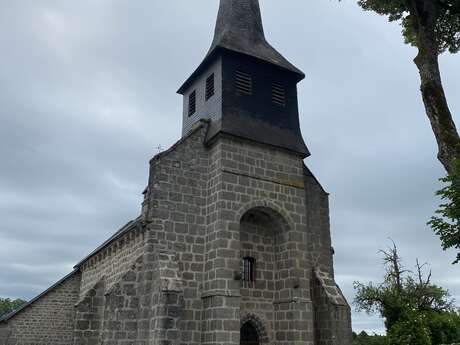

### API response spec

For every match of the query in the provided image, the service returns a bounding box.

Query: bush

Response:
[387,314,432,345]
[425,311,460,345]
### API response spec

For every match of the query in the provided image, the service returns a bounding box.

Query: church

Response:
[0,1,352,344]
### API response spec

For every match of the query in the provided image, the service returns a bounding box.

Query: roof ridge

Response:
[74,216,143,269]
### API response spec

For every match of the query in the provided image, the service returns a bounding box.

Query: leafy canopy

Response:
[357,0,460,54]
[0,298,27,318]
[429,159,460,264]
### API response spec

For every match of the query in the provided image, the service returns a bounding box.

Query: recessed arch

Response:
[240,313,270,345]
[236,199,294,232]
[241,322,259,345]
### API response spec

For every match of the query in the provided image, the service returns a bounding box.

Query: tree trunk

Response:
[412,3,460,173]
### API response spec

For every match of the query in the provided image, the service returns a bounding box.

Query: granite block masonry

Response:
[0,1,353,344]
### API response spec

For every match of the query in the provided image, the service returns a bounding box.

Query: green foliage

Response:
[352,331,387,345]
[429,159,460,264]
[354,244,460,345]
[356,0,460,54]
[387,311,460,345]
[354,244,454,330]
[354,280,406,330]
[387,313,432,345]
[0,298,27,318]
[425,310,460,345]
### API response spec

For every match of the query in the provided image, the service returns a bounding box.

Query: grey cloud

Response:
[1,0,459,334]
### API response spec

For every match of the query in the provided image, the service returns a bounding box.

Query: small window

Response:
[188,90,196,116]
[272,82,286,106]
[235,70,252,95]
[205,73,215,101]
[242,257,256,282]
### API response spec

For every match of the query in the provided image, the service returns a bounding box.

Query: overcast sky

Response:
[1,0,459,334]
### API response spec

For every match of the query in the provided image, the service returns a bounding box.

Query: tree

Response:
[0,298,26,318]
[354,243,460,344]
[354,242,454,330]
[429,159,460,264]
[349,1,460,264]
[355,0,460,173]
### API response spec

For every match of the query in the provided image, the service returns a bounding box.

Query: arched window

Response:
[242,257,256,282]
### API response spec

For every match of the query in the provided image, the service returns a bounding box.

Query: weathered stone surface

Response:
[1,0,353,343]
[0,273,81,345]
[0,123,352,345]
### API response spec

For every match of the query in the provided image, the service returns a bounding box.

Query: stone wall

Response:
[240,211,277,341]
[78,221,146,298]
[312,269,352,345]
[144,122,210,345]
[0,121,352,345]
[0,272,81,345]
[202,134,317,345]
[73,238,186,345]
[303,168,335,276]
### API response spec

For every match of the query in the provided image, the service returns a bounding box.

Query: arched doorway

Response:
[240,321,260,345]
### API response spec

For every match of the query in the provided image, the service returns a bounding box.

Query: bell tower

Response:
[0,2,353,345]
[178,0,309,157]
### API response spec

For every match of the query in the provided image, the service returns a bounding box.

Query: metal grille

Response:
[205,73,215,100]
[235,70,252,95]
[272,82,286,106]
[242,257,256,282]
[188,90,196,116]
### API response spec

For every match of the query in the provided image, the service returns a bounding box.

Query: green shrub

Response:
[425,311,460,345]
[387,314,431,345]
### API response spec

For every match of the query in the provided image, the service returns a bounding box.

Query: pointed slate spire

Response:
[208,0,304,78]
[210,0,265,50]
[178,0,309,157]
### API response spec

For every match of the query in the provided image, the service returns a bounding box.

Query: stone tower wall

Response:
[202,134,318,345]
[144,122,210,345]
[303,169,335,275]
[0,272,81,345]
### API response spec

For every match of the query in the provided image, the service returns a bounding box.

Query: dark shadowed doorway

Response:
[240,321,260,345]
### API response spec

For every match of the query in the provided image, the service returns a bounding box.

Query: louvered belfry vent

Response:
[188,90,196,116]
[178,0,310,157]
[272,82,286,106]
[206,74,215,100]
[235,70,252,95]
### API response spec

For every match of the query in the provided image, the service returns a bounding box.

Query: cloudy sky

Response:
[1,0,459,334]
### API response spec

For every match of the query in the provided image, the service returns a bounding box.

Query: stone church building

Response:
[0,1,352,344]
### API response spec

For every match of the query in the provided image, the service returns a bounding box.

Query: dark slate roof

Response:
[209,0,304,76]
[0,270,78,323]
[74,216,143,268]
[178,0,305,94]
